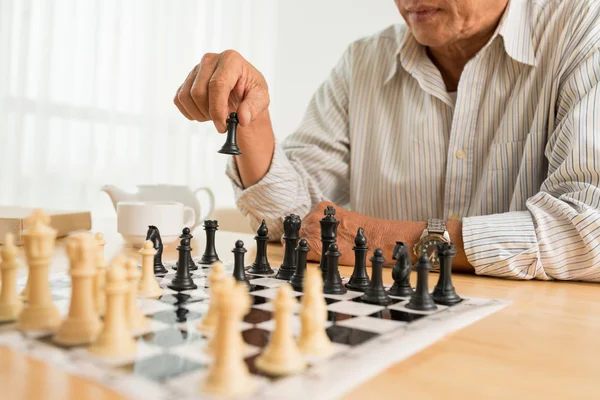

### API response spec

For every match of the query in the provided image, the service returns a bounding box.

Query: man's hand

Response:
[173,50,270,133]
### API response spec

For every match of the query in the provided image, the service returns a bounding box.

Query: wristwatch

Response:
[413,219,451,270]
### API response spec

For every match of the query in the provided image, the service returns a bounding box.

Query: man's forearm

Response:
[234,109,276,189]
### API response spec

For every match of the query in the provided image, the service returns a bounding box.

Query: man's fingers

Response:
[190,53,219,122]
[208,51,243,133]
[173,85,194,120]
[175,65,206,121]
[237,82,270,127]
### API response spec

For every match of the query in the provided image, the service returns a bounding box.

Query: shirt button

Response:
[449,214,460,221]
[455,150,466,159]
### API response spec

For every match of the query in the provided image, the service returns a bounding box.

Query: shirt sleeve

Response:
[225,46,352,240]
[463,47,600,282]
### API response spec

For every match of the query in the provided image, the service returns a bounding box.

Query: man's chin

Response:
[410,29,450,48]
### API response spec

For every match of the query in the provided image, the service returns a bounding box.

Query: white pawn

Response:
[125,257,149,332]
[94,232,107,316]
[297,268,333,356]
[255,284,307,376]
[89,257,136,357]
[138,240,162,297]
[200,276,255,397]
[197,261,227,334]
[53,232,102,346]
[0,233,23,321]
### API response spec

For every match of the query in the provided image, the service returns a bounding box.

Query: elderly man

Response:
[174,0,600,282]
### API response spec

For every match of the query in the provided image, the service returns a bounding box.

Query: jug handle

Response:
[194,187,215,222]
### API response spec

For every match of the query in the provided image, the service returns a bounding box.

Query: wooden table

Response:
[1,219,599,400]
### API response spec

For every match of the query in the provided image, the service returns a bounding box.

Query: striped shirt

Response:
[226,0,600,282]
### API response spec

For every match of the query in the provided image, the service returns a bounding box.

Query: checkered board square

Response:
[0,257,510,400]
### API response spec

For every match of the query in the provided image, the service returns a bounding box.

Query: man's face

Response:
[394,0,501,47]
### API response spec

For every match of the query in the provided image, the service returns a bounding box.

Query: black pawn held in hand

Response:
[406,253,437,311]
[346,227,370,292]
[432,242,462,305]
[360,248,392,305]
[387,242,414,297]
[199,220,220,265]
[218,112,242,155]
[174,227,198,271]
[323,243,346,295]
[168,237,198,292]
[319,206,340,281]
[289,238,309,292]
[248,220,274,275]
[276,214,302,280]
[145,225,167,275]
[232,240,253,289]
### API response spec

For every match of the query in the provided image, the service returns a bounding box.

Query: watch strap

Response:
[427,218,446,235]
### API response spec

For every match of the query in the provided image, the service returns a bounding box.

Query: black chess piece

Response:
[276,214,302,280]
[218,112,242,155]
[387,242,414,297]
[319,206,340,281]
[432,242,462,305]
[174,227,198,271]
[346,227,370,292]
[198,220,220,265]
[323,243,346,295]
[360,248,392,305]
[406,253,437,311]
[247,220,274,275]
[167,237,198,291]
[289,238,309,292]
[232,240,253,289]
[145,225,167,275]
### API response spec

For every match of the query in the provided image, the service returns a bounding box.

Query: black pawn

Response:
[145,225,167,275]
[319,206,340,281]
[174,227,198,271]
[346,227,370,292]
[360,248,392,305]
[406,253,437,311]
[387,242,414,297]
[198,220,220,265]
[323,243,346,295]
[289,238,309,292]
[432,243,462,305]
[232,240,252,289]
[276,214,302,280]
[218,112,242,155]
[168,237,198,291]
[248,220,274,275]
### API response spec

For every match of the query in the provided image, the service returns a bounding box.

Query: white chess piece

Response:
[125,257,149,332]
[197,261,226,334]
[255,284,307,376]
[94,232,107,316]
[16,209,61,331]
[0,233,23,321]
[200,276,255,397]
[89,257,136,357]
[297,268,334,356]
[138,240,162,297]
[53,232,102,345]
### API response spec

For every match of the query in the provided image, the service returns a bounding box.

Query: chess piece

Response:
[232,240,252,289]
[289,238,309,292]
[319,206,339,281]
[138,240,163,297]
[200,277,255,397]
[125,257,149,332]
[93,232,107,316]
[19,277,29,301]
[297,268,333,356]
[199,220,220,265]
[17,210,61,331]
[256,285,307,376]
[406,253,437,311]
[346,227,370,292]
[197,261,227,334]
[0,233,23,321]
[217,112,242,155]
[387,242,414,297]
[432,242,462,305]
[174,227,198,271]
[145,225,167,275]
[53,232,102,346]
[360,248,392,305]
[168,237,198,291]
[89,258,137,357]
[323,243,346,295]
[275,214,301,280]
[247,220,273,274]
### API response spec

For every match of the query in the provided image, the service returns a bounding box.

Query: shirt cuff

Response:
[462,211,550,280]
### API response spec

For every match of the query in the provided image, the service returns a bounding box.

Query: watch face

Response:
[418,238,443,266]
